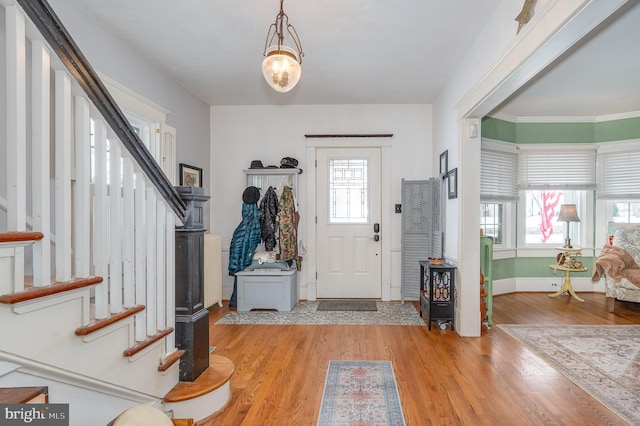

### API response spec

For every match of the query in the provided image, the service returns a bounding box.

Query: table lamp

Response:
[557,204,580,248]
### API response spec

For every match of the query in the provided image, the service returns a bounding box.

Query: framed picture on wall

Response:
[439,150,448,177]
[179,163,203,187]
[447,168,457,199]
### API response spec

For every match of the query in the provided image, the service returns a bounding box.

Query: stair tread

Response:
[0,276,102,304]
[163,354,234,403]
[0,231,44,243]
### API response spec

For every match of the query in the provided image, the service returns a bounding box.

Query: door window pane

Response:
[329,159,368,223]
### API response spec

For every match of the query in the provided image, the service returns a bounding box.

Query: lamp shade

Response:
[557,204,580,222]
[262,45,301,92]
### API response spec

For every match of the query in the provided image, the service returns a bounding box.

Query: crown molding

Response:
[488,110,640,124]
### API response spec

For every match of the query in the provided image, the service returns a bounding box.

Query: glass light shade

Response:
[262,45,301,92]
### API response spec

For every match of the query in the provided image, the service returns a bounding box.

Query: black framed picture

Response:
[179,163,203,187]
[447,168,457,199]
[439,150,448,177]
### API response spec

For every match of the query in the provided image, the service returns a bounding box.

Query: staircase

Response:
[0,1,232,424]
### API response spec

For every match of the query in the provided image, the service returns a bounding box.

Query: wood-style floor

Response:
[203,293,640,425]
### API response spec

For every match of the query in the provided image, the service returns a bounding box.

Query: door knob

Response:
[373,234,380,242]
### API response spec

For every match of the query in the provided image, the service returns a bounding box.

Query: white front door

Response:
[316,147,382,298]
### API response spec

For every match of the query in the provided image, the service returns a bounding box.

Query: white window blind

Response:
[518,147,596,190]
[598,150,640,199]
[480,147,518,202]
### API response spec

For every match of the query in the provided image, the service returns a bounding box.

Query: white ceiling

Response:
[491,0,640,118]
[64,0,640,117]
[64,0,502,106]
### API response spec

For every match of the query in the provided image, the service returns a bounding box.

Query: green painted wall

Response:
[481,117,516,142]
[482,116,640,143]
[594,117,640,142]
[481,115,639,280]
[514,257,593,277]
[492,258,514,280]
[517,122,594,144]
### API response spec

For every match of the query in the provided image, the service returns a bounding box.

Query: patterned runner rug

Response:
[216,301,425,325]
[498,324,640,425]
[317,360,405,426]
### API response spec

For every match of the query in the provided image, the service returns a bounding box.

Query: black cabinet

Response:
[419,261,456,330]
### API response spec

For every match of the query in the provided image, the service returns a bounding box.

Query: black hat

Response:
[249,160,264,169]
[280,157,298,168]
[242,186,260,204]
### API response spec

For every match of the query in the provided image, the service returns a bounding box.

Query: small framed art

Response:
[447,168,458,199]
[179,163,203,187]
[439,150,448,177]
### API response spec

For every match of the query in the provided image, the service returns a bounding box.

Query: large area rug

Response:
[498,324,640,425]
[317,360,405,426]
[216,301,424,325]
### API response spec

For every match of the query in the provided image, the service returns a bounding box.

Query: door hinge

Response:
[316,272,318,279]
[315,159,317,167]
[315,216,317,224]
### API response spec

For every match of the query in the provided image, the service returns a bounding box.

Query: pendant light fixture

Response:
[262,0,304,93]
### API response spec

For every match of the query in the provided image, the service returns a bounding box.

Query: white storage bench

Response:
[236,269,298,311]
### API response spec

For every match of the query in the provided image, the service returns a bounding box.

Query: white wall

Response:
[47,0,212,227]
[210,104,432,299]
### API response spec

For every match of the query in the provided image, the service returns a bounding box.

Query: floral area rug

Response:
[215,301,425,325]
[317,360,405,426]
[498,324,640,425]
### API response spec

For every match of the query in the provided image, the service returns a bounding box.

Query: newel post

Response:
[174,186,210,382]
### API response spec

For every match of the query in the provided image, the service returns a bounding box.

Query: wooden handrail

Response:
[16,0,189,224]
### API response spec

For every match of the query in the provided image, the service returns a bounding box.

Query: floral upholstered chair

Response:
[594,223,640,312]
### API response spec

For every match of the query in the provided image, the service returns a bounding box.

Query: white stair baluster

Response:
[122,156,135,307]
[134,172,147,341]
[156,201,166,330]
[6,6,26,292]
[31,41,51,287]
[93,119,109,319]
[74,97,91,279]
[54,70,73,282]
[109,142,123,313]
[165,210,176,350]
[146,188,157,335]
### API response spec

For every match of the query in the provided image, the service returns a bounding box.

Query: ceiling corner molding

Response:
[515,115,595,123]
[486,112,518,123]
[594,110,640,123]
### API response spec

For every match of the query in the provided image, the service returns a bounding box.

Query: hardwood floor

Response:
[203,293,640,425]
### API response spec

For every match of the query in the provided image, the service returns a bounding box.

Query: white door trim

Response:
[305,138,391,301]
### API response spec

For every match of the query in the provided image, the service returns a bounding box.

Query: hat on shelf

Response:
[280,157,298,169]
[242,186,260,204]
[249,160,264,169]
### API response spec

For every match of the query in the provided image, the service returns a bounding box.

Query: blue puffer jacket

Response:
[228,203,263,276]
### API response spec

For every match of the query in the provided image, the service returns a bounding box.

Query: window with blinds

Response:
[480,141,518,202]
[598,149,640,199]
[517,146,597,190]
